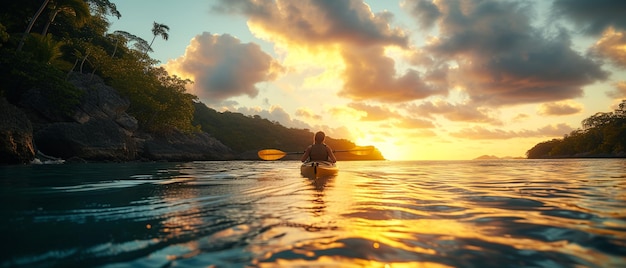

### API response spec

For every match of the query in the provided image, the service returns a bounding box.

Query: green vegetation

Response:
[193,102,311,152]
[192,103,385,159]
[0,50,81,115]
[1,0,197,132]
[526,100,626,158]
[1,1,384,159]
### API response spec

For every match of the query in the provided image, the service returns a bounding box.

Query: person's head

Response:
[314,131,325,144]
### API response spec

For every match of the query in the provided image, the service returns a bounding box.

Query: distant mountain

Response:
[474,155,499,160]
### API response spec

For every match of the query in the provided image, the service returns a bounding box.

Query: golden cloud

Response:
[215,0,447,103]
[450,123,574,140]
[592,27,626,68]
[537,101,583,116]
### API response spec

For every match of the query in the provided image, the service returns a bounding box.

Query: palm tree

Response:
[146,21,169,54]
[17,0,90,51]
[41,0,90,36]
[17,0,50,51]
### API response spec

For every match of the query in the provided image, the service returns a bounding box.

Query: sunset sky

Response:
[107,0,626,160]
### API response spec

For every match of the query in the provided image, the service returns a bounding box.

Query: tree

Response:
[108,30,150,54]
[0,23,8,47]
[526,139,560,159]
[41,0,90,36]
[527,100,626,158]
[582,112,613,130]
[86,0,121,19]
[17,0,50,51]
[147,21,169,55]
[23,33,63,64]
[107,30,140,58]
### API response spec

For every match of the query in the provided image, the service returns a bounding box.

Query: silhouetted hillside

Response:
[526,100,626,159]
[192,102,385,160]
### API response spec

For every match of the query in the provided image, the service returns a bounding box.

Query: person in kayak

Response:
[301,131,337,163]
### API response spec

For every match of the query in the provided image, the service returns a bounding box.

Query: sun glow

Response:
[356,136,404,161]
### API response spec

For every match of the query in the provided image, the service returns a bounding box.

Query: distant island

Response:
[526,100,625,159]
[473,155,525,160]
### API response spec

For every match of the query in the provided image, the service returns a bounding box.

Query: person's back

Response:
[301,131,337,163]
[309,144,329,161]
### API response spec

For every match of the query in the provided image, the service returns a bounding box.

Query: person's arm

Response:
[326,145,337,163]
[301,146,312,162]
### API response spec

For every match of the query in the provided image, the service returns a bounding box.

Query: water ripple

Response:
[1,159,625,267]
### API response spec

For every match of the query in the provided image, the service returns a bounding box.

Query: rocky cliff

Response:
[0,98,35,164]
[1,73,233,165]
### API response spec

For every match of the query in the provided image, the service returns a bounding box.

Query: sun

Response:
[355,137,404,161]
[376,143,404,161]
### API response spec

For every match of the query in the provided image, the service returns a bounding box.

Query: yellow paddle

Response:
[257,146,374,160]
[257,149,301,161]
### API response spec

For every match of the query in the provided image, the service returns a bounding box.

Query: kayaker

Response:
[301,131,337,163]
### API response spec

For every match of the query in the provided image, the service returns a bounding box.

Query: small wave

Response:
[30,158,65,165]
[2,159,625,267]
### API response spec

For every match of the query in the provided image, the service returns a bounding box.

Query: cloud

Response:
[512,113,530,122]
[339,46,448,102]
[164,32,283,102]
[347,102,398,121]
[533,124,575,137]
[328,106,367,121]
[316,125,355,141]
[607,81,626,99]
[236,105,311,129]
[345,102,437,127]
[403,0,441,30]
[409,100,502,124]
[409,129,438,137]
[450,124,574,140]
[450,126,516,140]
[394,117,436,129]
[213,0,408,47]
[537,101,583,116]
[590,27,626,68]
[406,0,608,106]
[552,0,626,35]
[295,107,322,120]
[214,0,447,103]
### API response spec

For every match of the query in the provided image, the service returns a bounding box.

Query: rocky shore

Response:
[1,73,234,165]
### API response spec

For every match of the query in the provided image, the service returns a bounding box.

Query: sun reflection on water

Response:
[2,160,624,267]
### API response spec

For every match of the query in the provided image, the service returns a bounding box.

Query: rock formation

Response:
[0,73,233,165]
[0,98,35,164]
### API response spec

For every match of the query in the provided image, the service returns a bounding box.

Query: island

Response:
[526,101,626,159]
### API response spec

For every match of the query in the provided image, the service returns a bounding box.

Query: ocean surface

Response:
[0,159,625,267]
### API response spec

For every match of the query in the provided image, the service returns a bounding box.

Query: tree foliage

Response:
[192,102,386,160]
[40,0,91,36]
[22,33,63,63]
[147,22,168,54]
[0,49,82,115]
[1,0,197,133]
[526,100,626,158]
[192,102,311,152]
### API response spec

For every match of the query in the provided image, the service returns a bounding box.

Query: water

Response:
[1,159,625,267]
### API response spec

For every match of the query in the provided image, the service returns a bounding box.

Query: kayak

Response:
[300,161,338,178]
